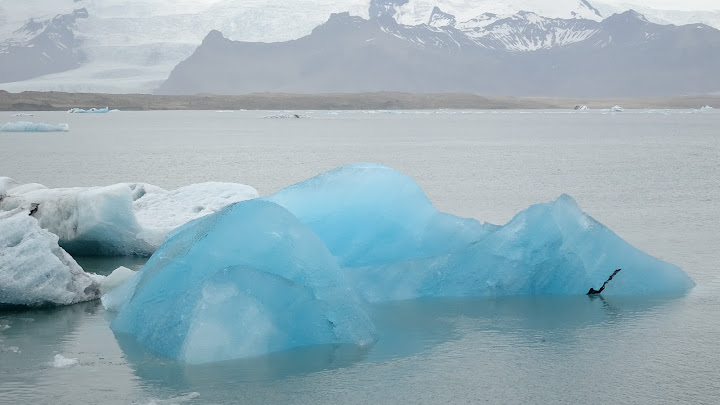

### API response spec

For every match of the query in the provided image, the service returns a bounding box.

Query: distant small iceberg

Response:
[700,105,714,111]
[68,106,110,114]
[573,105,589,111]
[11,113,34,117]
[0,121,69,132]
[602,105,624,113]
[264,113,308,119]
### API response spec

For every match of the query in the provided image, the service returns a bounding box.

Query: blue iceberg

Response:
[105,163,693,363]
[264,163,693,301]
[0,121,69,132]
[343,194,695,302]
[263,163,496,267]
[104,200,375,364]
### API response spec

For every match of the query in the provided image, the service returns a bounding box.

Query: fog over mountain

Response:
[1,0,719,96]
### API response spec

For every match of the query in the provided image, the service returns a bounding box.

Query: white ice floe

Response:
[0,179,259,256]
[0,208,103,306]
[67,107,110,114]
[53,354,79,368]
[99,266,137,295]
[0,122,69,132]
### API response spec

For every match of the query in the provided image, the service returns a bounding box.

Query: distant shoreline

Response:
[0,90,717,111]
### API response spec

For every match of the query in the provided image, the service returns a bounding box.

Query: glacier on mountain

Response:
[0,122,69,132]
[104,163,693,363]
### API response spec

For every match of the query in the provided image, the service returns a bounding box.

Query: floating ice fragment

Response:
[0,179,258,256]
[67,107,109,113]
[100,266,137,295]
[0,121,69,132]
[53,354,79,368]
[0,208,102,306]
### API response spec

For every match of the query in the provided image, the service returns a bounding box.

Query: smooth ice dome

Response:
[105,199,375,364]
[264,163,495,268]
[0,208,102,306]
[0,122,69,132]
[0,179,259,256]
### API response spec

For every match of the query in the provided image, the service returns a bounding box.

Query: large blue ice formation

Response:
[262,163,693,301]
[264,163,496,267]
[0,121,69,132]
[343,194,696,302]
[104,199,375,364]
[104,163,693,363]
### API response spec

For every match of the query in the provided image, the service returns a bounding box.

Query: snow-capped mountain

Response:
[0,8,87,83]
[1,0,720,94]
[436,10,603,51]
[157,9,720,97]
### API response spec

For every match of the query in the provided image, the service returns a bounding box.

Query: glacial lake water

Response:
[1,109,719,404]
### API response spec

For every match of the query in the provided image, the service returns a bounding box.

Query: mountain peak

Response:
[428,7,456,27]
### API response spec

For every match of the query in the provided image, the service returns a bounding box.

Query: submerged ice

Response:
[104,163,694,363]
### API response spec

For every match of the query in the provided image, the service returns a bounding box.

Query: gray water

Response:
[1,109,719,404]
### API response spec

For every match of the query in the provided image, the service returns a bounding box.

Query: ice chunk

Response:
[104,200,375,364]
[602,105,624,112]
[99,266,137,295]
[67,107,109,113]
[0,122,69,132]
[345,195,695,302]
[263,163,495,267]
[0,177,20,198]
[1,183,153,256]
[0,208,102,306]
[52,354,79,368]
[1,180,258,256]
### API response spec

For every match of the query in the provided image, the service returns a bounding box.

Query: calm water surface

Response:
[0,110,719,404]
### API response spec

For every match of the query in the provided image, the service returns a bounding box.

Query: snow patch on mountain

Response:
[395,0,603,26]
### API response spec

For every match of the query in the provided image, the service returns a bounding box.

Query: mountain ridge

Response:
[157,8,720,97]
